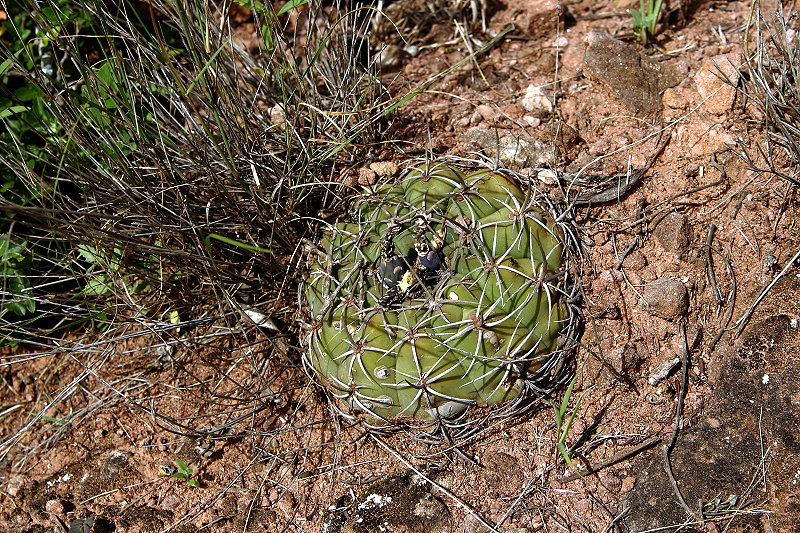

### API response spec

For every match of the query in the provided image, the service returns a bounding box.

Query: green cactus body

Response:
[304,161,574,423]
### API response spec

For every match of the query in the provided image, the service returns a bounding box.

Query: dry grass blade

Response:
[0,0,389,340]
[0,0,389,472]
[739,3,800,186]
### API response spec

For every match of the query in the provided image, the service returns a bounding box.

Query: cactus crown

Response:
[303,159,579,432]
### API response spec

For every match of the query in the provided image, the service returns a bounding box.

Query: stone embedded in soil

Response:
[45,498,72,515]
[652,211,692,257]
[464,128,500,151]
[624,250,648,270]
[474,104,498,123]
[514,0,567,39]
[481,452,524,497]
[520,84,553,116]
[68,517,114,533]
[583,32,681,116]
[522,115,541,127]
[498,135,557,167]
[662,86,692,110]
[647,355,681,386]
[614,342,647,376]
[464,129,558,168]
[161,493,182,510]
[624,276,800,532]
[323,471,450,533]
[369,161,399,179]
[533,121,584,164]
[102,450,130,479]
[676,116,736,156]
[114,506,175,532]
[694,54,742,116]
[639,277,689,321]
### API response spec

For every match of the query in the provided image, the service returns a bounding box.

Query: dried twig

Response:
[557,436,662,483]
[661,322,700,519]
[734,248,800,335]
[705,224,724,307]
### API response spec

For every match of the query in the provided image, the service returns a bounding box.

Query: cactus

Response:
[303,160,578,427]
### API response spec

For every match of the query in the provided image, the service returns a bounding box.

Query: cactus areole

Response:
[303,161,577,425]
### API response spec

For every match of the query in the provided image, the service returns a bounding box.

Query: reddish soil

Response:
[2,1,799,532]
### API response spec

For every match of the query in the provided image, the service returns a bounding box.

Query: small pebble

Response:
[653,211,692,257]
[369,161,398,179]
[45,499,68,515]
[268,104,286,127]
[648,356,681,386]
[522,115,541,127]
[520,84,554,116]
[475,104,498,122]
[358,167,377,186]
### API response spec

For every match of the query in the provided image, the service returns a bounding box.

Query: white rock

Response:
[537,168,558,185]
[243,307,279,331]
[553,36,569,48]
[522,115,541,127]
[268,104,286,126]
[521,85,554,115]
[498,134,556,167]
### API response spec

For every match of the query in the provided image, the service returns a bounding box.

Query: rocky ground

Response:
[2,0,800,532]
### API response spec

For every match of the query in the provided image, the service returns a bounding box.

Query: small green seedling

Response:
[75,244,157,296]
[629,0,664,44]
[172,459,199,488]
[30,410,70,430]
[552,373,582,469]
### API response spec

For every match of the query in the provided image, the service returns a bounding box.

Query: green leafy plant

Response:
[75,245,125,297]
[0,9,66,322]
[629,0,664,44]
[304,160,580,433]
[75,245,156,297]
[171,459,200,488]
[0,2,123,334]
[0,236,34,316]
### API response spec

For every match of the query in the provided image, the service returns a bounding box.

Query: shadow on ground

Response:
[624,275,800,532]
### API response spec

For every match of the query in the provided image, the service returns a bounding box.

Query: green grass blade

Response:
[276,0,308,17]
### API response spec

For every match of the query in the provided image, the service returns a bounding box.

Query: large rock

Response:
[583,33,681,116]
